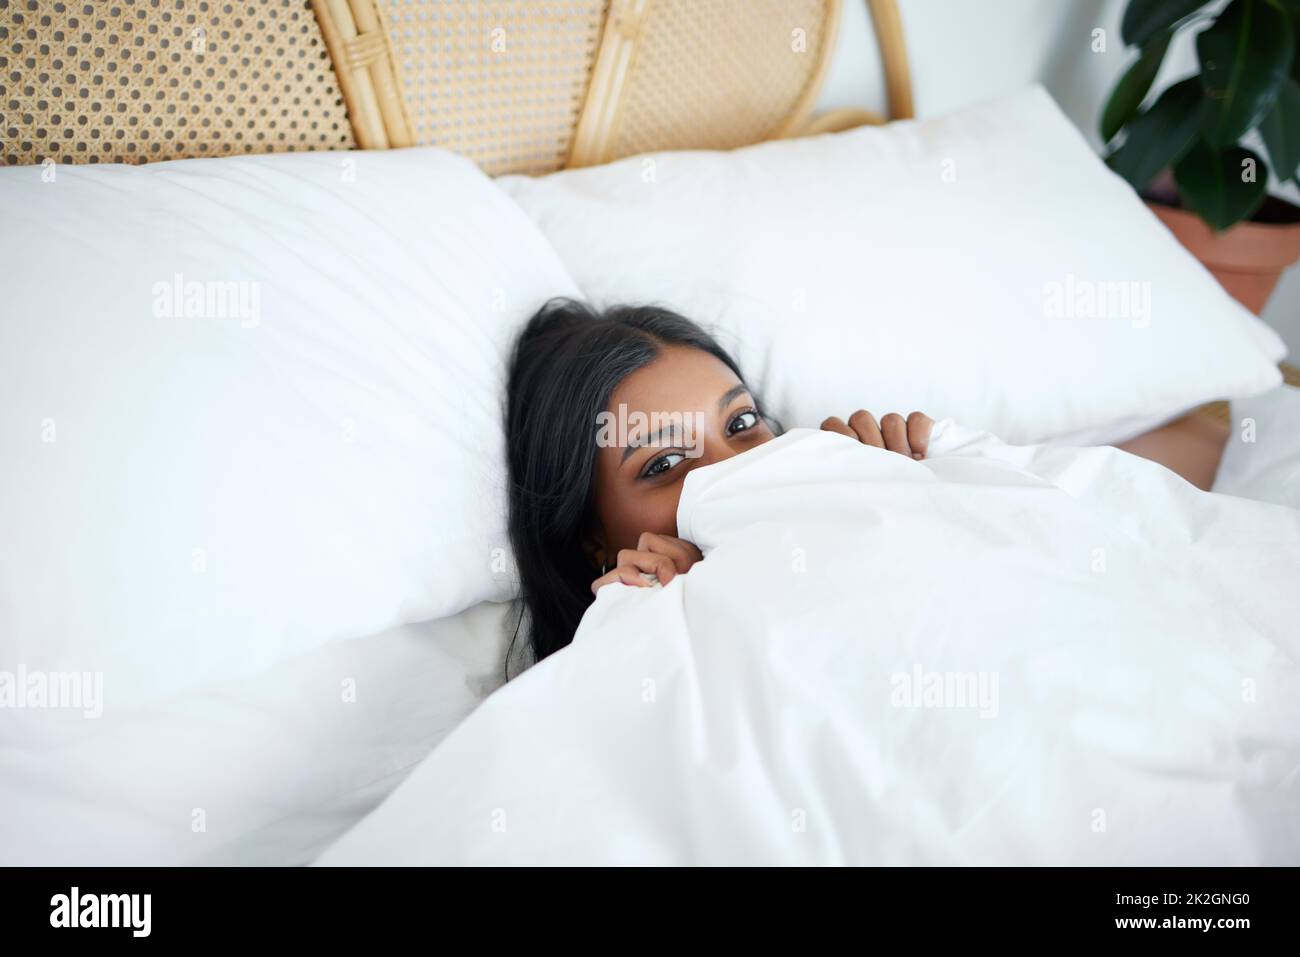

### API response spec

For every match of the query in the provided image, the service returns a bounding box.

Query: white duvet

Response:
[318,422,1300,865]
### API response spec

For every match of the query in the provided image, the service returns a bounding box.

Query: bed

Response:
[2,1,1297,866]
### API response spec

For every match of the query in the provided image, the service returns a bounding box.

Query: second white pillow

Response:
[499,86,1286,445]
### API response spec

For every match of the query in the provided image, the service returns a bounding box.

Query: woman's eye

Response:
[727,410,759,435]
[643,452,685,478]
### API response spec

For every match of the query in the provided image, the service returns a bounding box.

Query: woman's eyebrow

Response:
[621,423,680,465]
[716,383,749,411]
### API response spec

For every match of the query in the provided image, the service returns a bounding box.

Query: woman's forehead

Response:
[610,345,742,414]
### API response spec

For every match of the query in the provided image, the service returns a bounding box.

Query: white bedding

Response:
[0,601,515,866]
[1216,384,1300,509]
[318,422,1300,866]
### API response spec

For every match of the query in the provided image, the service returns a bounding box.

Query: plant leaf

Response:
[1173,141,1269,229]
[1197,0,1294,148]
[1106,78,1204,192]
[1260,75,1300,181]
[1101,33,1173,143]
[1122,0,1209,47]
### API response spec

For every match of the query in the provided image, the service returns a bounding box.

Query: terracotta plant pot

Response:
[1147,197,1300,316]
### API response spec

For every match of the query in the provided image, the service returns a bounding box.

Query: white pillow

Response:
[498,85,1286,445]
[0,147,576,707]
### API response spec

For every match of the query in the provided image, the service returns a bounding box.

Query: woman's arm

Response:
[1115,412,1229,491]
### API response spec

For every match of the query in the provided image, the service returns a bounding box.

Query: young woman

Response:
[504,297,934,669]
[504,297,1224,671]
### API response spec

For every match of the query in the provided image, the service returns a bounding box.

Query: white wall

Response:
[814,0,1300,360]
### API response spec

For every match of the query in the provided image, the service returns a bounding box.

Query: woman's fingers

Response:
[589,568,626,593]
[848,410,885,448]
[823,412,886,448]
[820,415,855,439]
[591,534,705,594]
[825,409,935,460]
[879,413,911,457]
[637,531,702,574]
[906,412,934,459]
[615,562,667,587]
[591,549,675,594]
[617,548,678,583]
[591,564,661,592]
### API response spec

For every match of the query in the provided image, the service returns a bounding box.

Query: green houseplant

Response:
[1101,0,1300,313]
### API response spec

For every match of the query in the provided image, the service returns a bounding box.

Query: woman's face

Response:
[589,344,775,564]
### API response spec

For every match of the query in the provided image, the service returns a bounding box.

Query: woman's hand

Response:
[821,410,934,460]
[591,532,703,594]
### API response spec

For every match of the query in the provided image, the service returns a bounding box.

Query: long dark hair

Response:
[504,297,758,675]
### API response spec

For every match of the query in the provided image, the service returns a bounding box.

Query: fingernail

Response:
[913,453,924,460]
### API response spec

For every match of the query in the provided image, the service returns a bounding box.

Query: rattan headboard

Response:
[2,0,912,174]
[317,0,913,174]
[1,0,355,165]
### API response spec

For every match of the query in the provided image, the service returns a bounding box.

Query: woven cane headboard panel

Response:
[318,0,911,175]
[379,0,608,176]
[1,0,354,166]
[2,0,911,172]
[587,0,839,164]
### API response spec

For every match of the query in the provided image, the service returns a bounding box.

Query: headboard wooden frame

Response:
[1,0,913,174]
[314,0,915,174]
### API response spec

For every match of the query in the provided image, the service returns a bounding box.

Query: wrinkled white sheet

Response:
[319,422,1300,865]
